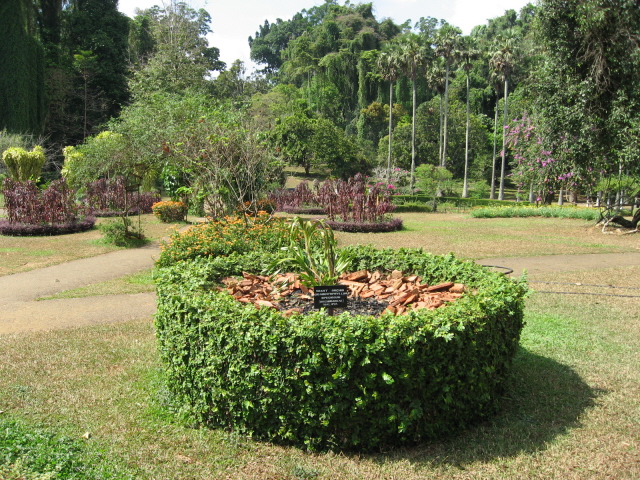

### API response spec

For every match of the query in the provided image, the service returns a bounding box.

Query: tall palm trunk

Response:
[462,73,471,198]
[442,60,450,167]
[438,94,443,165]
[499,77,508,200]
[410,77,417,191]
[386,80,394,184]
[490,96,498,199]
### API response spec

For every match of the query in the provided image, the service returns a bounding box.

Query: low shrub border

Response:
[0,217,95,236]
[469,205,600,220]
[155,245,527,451]
[324,217,403,233]
[280,205,325,215]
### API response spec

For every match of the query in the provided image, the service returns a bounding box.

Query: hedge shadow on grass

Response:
[374,347,597,465]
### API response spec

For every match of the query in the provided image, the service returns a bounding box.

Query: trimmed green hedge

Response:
[393,195,532,209]
[155,246,527,451]
[469,205,601,220]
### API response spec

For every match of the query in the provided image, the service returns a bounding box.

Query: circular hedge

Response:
[0,217,96,236]
[155,246,527,451]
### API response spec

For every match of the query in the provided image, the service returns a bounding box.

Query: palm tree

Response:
[396,33,430,191]
[377,47,401,184]
[489,73,502,200]
[424,62,446,166]
[435,24,462,168]
[490,35,517,200]
[457,39,481,198]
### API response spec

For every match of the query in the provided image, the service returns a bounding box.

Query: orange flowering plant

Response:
[157,212,299,267]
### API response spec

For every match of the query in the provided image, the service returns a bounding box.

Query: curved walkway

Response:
[2,248,640,335]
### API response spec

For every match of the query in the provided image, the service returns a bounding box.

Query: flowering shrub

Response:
[157,212,294,267]
[152,201,187,222]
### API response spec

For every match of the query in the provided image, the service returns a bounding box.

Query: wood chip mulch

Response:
[217,269,465,317]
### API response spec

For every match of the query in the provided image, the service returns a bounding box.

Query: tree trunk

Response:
[498,77,508,201]
[462,73,470,198]
[386,80,394,184]
[442,61,450,167]
[438,94,443,167]
[410,77,417,191]
[490,96,499,199]
[611,209,640,229]
[529,182,535,203]
[558,187,564,206]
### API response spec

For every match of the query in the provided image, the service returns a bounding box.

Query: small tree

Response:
[2,146,46,182]
[415,164,453,212]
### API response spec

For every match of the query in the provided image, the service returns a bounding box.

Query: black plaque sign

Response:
[313,285,348,309]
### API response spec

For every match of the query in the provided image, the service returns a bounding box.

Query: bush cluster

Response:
[271,175,399,232]
[152,200,187,222]
[469,205,600,220]
[0,178,95,236]
[155,243,527,451]
[84,177,160,216]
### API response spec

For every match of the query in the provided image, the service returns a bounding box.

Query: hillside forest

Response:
[2,0,640,213]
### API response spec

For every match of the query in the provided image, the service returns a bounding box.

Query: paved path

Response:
[2,246,640,335]
[0,245,160,335]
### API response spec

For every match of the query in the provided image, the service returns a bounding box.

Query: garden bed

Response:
[220,269,465,317]
[155,245,527,451]
[0,217,95,236]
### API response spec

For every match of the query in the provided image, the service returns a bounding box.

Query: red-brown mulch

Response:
[217,269,466,317]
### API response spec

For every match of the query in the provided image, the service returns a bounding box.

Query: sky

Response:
[117,0,534,72]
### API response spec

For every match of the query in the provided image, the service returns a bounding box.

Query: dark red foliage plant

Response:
[318,173,397,224]
[1,178,95,236]
[84,177,159,216]
[269,180,324,213]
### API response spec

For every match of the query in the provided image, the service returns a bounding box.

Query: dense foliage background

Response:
[2,0,639,208]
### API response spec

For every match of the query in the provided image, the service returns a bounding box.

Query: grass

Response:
[335,212,638,259]
[1,214,640,478]
[0,214,182,276]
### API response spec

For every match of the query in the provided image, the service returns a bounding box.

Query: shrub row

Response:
[469,205,600,220]
[393,195,532,209]
[392,203,433,213]
[280,205,326,215]
[325,217,403,233]
[155,245,527,451]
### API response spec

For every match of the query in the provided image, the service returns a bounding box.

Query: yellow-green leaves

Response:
[2,145,45,182]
